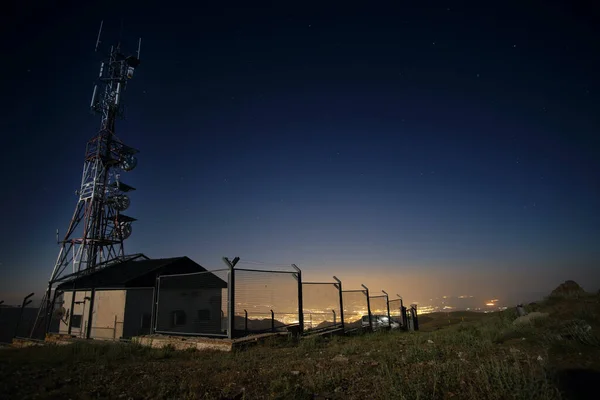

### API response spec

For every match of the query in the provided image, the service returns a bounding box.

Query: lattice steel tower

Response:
[31,22,142,336]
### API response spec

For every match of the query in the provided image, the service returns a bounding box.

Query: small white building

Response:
[54,256,227,340]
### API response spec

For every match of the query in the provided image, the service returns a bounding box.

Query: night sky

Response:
[1,1,599,306]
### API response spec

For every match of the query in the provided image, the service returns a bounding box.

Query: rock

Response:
[513,312,549,326]
[427,339,434,344]
[550,280,585,297]
[332,354,349,363]
[509,347,520,354]
[290,370,300,376]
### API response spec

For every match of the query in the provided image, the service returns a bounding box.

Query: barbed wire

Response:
[238,258,295,268]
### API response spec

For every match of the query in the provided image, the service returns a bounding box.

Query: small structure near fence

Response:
[45,256,213,341]
[368,291,391,330]
[388,295,409,329]
[13,255,420,348]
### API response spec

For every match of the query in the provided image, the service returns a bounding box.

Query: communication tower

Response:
[31,22,143,336]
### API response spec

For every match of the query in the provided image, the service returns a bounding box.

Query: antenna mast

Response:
[31,22,143,337]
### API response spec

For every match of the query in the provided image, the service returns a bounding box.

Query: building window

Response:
[198,309,211,321]
[172,310,186,326]
[71,314,83,328]
[141,313,152,329]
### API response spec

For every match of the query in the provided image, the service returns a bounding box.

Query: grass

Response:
[1,293,599,399]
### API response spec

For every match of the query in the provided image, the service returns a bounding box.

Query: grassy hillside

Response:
[0,291,598,399]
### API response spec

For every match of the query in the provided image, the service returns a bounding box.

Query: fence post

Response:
[14,293,34,338]
[113,315,117,339]
[223,256,240,339]
[382,290,391,328]
[67,283,76,335]
[35,283,54,338]
[412,304,419,331]
[151,276,160,334]
[397,295,407,330]
[292,264,303,335]
[244,309,248,335]
[333,276,344,330]
[86,289,95,339]
[44,289,61,336]
[332,309,336,326]
[270,309,275,332]
[361,284,372,331]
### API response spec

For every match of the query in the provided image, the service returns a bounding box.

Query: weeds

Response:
[2,293,599,399]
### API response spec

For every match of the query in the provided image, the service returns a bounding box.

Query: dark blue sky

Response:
[1,0,599,305]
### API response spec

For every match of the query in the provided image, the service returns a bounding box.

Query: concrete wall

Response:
[156,287,225,335]
[59,290,93,337]
[90,290,126,339]
[59,290,125,339]
[59,283,224,339]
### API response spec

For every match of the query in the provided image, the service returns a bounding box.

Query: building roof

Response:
[56,256,227,290]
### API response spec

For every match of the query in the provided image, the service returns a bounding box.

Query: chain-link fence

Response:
[388,298,403,328]
[234,268,300,335]
[2,307,40,341]
[155,269,229,337]
[154,261,301,338]
[69,255,413,340]
[368,294,390,329]
[302,282,342,332]
[341,289,369,330]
